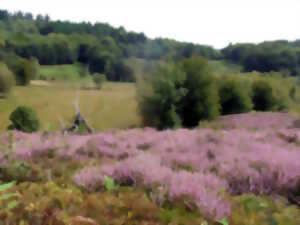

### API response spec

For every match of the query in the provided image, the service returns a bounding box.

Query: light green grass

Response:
[39,64,89,81]
[0,81,141,132]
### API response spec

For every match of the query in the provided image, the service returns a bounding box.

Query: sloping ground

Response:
[0,113,299,224]
[215,112,300,129]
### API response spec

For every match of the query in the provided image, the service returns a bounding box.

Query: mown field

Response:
[0,81,141,132]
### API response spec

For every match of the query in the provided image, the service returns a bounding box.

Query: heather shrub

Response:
[8,106,40,132]
[218,76,253,114]
[0,62,15,94]
[179,57,220,127]
[92,73,106,90]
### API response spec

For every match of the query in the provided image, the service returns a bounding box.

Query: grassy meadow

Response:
[39,64,88,81]
[0,80,141,132]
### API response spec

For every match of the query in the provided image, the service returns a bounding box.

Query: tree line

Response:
[1,8,300,96]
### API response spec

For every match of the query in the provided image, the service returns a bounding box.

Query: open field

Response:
[0,112,299,224]
[39,64,89,81]
[0,81,141,131]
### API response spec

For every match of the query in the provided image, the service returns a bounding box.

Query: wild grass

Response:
[39,63,89,81]
[0,81,141,132]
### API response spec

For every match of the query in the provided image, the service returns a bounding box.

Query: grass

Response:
[39,63,89,81]
[0,81,141,132]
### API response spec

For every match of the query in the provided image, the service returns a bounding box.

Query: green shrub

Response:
[251,79,290,111]
[252,80,275,111]
[137,63,187,129]
[24,58,39,83]
[8,106,40,132]
[0,62,15,94]
[179,57,220,127]
[92,73,107,90]
[219,77,253,115]
[113,62,136,82]
[3,55,38,86]
[290,86,296,100]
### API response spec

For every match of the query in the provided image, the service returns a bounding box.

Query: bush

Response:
[24,58,40,83]
[252,80,275,111]
[219,77,253,115]
[179,57,220,127]
[93,73,107,89]
[113,62,136,82]
[0,62,15,94]
[8,106,40,132]
[137,63,187,129]
[4,56,36,86]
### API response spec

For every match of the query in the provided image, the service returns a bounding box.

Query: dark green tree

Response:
[180,57,220,127]
[219,77,253,114]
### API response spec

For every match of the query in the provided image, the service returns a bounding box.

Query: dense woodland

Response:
[0,10,220,83]
[1,9,300,83]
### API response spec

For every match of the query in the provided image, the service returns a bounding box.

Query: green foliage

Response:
[8,106,40,132]
[92,73,106,90]
[23,58,39,84]
[180,57,220,127]
[231,194,300,225]
[3,55,35,86]
[138,57,221,129]
[218,76,253,114]
[138,63,187,129]
[252,80,275,111]
[104,176,116,191]
[290,86,297,100]
[216,218,229,225]
[0,161,41,183]
[0,181,20,213]
[251,79,290,111]
[0,62,15,94]
[113,62,136,82]
[222,42,300,75]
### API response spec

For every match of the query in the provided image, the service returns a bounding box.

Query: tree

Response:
[179,57,220,127]
[219,77,253,115]
[113,62,135,82]
[0,10,9,20]
[0,63,15,95]
[137,63,187,129]
[252,80,275,111]
[24,58,39,84]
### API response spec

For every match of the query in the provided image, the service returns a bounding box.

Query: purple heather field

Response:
[1,112,300,219]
